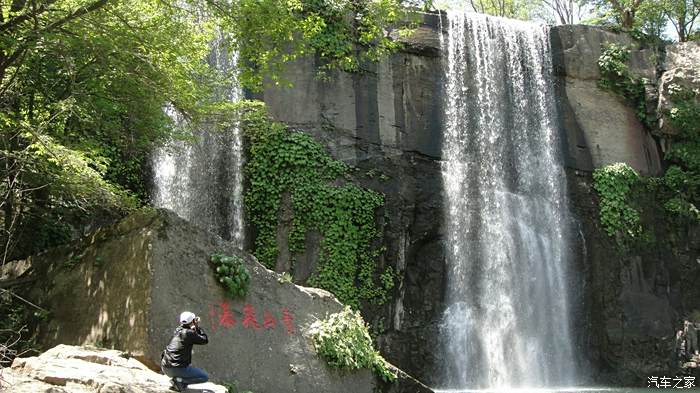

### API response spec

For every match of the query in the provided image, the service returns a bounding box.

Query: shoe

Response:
[169,378,187,392]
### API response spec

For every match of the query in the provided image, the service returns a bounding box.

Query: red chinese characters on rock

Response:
[207,303,295,334]
[282,308,294,334]
[208,302,237,333]
[242,304,260,330]
[263,311,277,329]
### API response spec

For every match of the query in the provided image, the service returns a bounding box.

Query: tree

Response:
[662,0,700,41]
[467,0,526,18]
[0,0,409,263]
[0,0,220,262]
[211,0,409,90]
[584,0,671,40]
[584,0,698,40]
[584,0,646,29]
[0,0,109,84]
[540,0,586,24]
[609,0,644,29]
[437,0,582,22]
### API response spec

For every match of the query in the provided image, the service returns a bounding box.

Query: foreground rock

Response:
[3,209,432,393]
[2,344,226,392]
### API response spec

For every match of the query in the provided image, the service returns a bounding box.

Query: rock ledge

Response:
[1,344,227,393]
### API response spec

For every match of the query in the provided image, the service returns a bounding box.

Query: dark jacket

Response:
[161,326,208,368]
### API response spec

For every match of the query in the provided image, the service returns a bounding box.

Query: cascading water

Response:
[152,37,245,246]
[439,10,577,390]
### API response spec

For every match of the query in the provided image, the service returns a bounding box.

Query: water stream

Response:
[151,37,245,246]
[439,11,577,389]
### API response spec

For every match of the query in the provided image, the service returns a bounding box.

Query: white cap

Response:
[179,311,196,325]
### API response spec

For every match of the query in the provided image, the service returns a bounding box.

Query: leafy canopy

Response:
[582,0,699,41]
[1,0,410,261]
[1,0,221,260]
[213,0,409,90]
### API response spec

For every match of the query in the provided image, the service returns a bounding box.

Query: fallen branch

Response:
[0,289,47,314]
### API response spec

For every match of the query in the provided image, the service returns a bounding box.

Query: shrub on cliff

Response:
[309,306,397,382]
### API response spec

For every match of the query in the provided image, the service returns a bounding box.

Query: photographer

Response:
[161,311,209,392]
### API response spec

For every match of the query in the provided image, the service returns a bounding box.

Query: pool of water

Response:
[433,389,690,393]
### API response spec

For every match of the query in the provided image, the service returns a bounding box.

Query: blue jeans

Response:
[161,365,209,385]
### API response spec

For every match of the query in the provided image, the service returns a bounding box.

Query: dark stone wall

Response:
[565,168,700,385]
[258,12,449,385]
[552,26,700,384]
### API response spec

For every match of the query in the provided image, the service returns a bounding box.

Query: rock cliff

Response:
[253,11,448,385]
[550,25,662,176]
[552,33,699,384]
[256,12,699,386]
[657,41,700,137]
[2,209,431,393]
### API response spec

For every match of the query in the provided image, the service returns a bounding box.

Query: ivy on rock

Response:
[660,85,700,221]
[240,101,393,308]
[591,94,699,251]
[592,162,643,239]
[597,43,650,126]
[593,45,700,250]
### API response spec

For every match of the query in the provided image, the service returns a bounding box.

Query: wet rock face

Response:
[4,344,227,393]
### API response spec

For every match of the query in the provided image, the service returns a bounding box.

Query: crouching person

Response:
[161,311,209,392]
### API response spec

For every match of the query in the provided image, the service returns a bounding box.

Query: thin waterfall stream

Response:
[151,37,245,247]
[439,10,578,390]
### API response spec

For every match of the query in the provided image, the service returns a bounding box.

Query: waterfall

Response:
[151,37,245,247]
[439,11,577,389]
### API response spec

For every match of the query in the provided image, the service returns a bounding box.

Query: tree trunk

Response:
[621,9,635,30]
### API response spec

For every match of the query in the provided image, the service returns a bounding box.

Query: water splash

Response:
[151,36,244,246]
[439,11,577,389]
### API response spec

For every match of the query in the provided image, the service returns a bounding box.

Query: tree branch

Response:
[0,0,58,34]
[0,0,110,77]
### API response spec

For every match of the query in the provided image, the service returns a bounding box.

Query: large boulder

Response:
[3,344,227,393]
[657,41,700,137]
[550,25,662,176]
[3,209,432,393]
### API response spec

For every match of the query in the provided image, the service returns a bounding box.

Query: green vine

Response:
[592,163,643,239]
[661,86,700,221]
[210,253,251,299]
[240,101,392,308]
[597,44,650,126]
[592,87,699,248]
[309,306,397,382]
